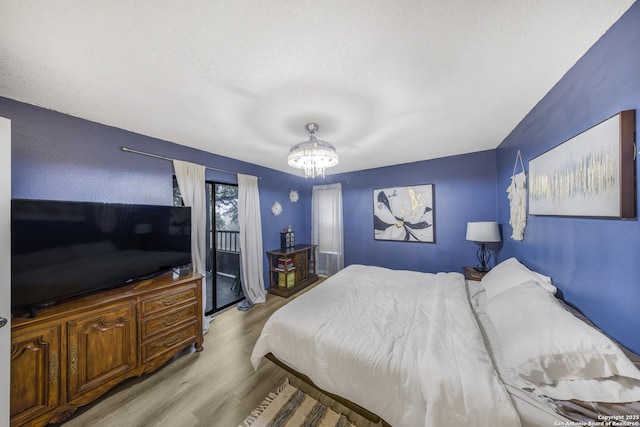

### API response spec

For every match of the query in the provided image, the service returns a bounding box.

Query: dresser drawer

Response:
[141,322,199,363]
[141,302,198,340]
[140,285,198,317]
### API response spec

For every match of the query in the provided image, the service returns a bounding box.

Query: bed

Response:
[251,260,640,427]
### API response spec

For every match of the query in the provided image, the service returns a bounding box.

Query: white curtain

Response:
[173,160,208,326]
[312,183,344,277]
[237,174,266,305]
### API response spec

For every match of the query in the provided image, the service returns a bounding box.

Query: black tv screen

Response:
[11,199,192,315]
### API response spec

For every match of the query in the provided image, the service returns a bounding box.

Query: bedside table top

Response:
[463,266,488,281]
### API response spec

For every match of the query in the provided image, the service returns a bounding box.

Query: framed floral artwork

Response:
[373,184,434,242]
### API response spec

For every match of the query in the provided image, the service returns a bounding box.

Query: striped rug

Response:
[241,379,356,427]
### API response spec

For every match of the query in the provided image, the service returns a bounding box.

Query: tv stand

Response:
[10,271,204,427]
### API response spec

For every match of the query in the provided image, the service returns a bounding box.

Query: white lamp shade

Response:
[466,221,501,242]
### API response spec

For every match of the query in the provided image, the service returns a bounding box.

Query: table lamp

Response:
[466,221,501,272]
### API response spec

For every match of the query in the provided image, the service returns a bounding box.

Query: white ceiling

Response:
[0,1,635,176]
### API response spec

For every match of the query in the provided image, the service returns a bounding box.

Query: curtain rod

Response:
[121,147,261,179]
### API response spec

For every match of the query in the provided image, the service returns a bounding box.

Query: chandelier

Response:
[287,123,339,178]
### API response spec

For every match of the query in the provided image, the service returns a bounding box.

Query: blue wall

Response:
[496,2,640,353]
[1,97,311,287]
[322,150,499,274]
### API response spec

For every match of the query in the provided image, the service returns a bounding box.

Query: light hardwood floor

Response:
[59,282,381,427]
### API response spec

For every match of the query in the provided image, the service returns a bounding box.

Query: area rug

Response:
[241,379,356,427]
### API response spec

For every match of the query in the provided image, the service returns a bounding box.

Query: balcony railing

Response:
[215,230,240,253]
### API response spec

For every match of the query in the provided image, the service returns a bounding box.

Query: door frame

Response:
[1,116,12,425]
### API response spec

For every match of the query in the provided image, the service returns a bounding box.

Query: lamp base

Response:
[476,243,491,272]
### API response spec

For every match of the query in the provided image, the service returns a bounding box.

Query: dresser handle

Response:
[156,331,187,348]
[70,344,78,375]
[159,294,185,306]
[159,312,185,327]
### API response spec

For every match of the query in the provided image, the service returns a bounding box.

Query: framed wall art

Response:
[529,110,636,218]
[373,184,434,242]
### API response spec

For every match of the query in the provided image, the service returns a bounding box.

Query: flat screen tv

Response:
[11,199,192,316]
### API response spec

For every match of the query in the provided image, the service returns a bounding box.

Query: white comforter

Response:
[251,264,520,427]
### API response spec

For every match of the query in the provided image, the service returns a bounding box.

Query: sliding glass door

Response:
[210,183,244,313]
[174,179,244,314]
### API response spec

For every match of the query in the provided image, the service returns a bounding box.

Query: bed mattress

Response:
[252,264,521,427]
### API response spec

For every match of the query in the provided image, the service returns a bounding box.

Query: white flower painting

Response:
[374,184,434,242]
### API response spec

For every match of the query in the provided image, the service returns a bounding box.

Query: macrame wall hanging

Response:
[506,150,527,241]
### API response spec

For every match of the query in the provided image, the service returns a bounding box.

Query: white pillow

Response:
[485,281,640,388]
[480,257,556,300]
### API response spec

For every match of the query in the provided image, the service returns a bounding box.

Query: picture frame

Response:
[529,110,636,218]
[373,184,434,242]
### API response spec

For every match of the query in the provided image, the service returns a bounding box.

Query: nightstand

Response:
[463,266,488,281]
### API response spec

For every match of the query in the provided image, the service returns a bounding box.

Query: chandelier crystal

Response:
[287,123,339,178]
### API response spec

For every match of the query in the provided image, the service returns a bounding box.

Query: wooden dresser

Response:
[10,271,203,427]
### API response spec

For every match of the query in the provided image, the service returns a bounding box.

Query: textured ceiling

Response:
[0,1,635,175]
